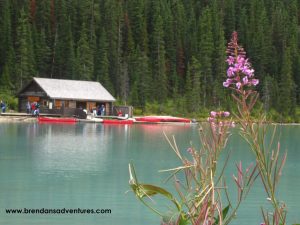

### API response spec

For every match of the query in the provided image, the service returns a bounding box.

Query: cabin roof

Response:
[20,77,115,102]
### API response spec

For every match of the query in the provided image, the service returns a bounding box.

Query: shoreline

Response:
[1,115,300,125]
[0,115,37,123]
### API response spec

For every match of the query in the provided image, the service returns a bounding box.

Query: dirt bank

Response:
[0,116,37,123]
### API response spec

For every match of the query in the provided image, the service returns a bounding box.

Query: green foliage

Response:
[0,91,18,111]
[185,57,201,112]
[15,8,36,89]
[278,48,296,117]
[76,23,94,80]
[0,0,299,121]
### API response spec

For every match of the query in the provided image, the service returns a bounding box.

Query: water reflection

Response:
[0,123,299,225]
[31,123,114,176]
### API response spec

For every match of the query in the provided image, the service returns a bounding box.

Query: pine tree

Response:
[271,3,289,77]
[287,0,299,104]
[262,74,275,112]
[198,7,214,108]
[149,1,168,102]
[237,7,249,51]
[94,28,114,94]
[248,0,272,83]
[184,63,193,112]
[76,22,94,80]
[173,0,186,95]
[65,17,76,80]
[211,0,226,107]
[0,64,14,91]
[129,47,151,109]
[185,56,201,112]
[52,0,77,79]
[136,50,152,109]
[161,1,177,97]
[185,3,197,67]
[102,0,123,97]
[33,28,52,77]
[224,0,236,39]
[0,0,12,69]
[16,8,36,88]
[127,0,147,51]
[0,0,15,90]
[278,48,296,117]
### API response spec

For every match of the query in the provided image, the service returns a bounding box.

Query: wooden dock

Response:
[0,112,61,117]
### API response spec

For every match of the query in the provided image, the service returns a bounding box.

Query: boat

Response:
[38,117,78,123]
[135,116,191,123]
[102,119,134,125]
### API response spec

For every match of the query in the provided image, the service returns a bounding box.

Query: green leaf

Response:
[214,205,230,225]
[162,212,189,225]
[129,163,182,212]
[178,215,189,225]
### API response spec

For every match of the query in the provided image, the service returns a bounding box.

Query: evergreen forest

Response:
[0,0,299,120]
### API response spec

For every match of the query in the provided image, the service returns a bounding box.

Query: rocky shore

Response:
[0,115,37,123]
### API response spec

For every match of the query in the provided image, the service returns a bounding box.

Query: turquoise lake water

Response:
[0,122,299,225]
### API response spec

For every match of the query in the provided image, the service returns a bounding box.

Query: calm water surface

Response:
[0,122,299,225]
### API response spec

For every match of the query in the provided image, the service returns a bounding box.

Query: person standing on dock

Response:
[26,101,31,114]
[35,102,40,116]
[100,104,105,116]
[31,102,36,115]
[0,100,6,113]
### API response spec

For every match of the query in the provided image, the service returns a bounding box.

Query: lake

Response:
[0,122,299,225]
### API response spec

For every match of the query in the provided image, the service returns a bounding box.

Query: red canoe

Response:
[38,117,77,123]
[103,119,134,125]
[135,116,191,123]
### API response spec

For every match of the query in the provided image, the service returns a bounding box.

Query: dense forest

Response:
[0,0,299,120]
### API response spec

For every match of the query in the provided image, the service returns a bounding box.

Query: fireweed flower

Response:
[187,147,194,154]
[210,111,217,117]
[226,56,235,65]
[224,32,259,90]
[207,111,235,129]
[223,111,230,117]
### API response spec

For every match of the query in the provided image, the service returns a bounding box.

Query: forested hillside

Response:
[0,0,299,118]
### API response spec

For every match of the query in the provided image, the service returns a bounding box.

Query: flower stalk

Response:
[224,31,287,225]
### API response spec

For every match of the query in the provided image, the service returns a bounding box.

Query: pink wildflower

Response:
[223,111,230,117]
[226,56,235,65]
[244,68,254,77]
[223,81,230,87]
[187,147,193,154]
[252,79,259,86]
[224,32,259,91]
[242,76,249,85]
[207,117,215,123]
[210,111,217,117]
[236,55,245,65]
[227,67,236,77]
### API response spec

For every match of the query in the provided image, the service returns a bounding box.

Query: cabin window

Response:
[87,102,96,112]
[55,100,62,109]
[43,100,48,107]
[69,101,76,108]
[65,101,69,108]
[28,96,40,102]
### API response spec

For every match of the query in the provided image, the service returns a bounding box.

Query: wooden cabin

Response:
[17,77,116,117]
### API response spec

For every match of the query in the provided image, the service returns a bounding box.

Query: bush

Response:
[0,91,18,111]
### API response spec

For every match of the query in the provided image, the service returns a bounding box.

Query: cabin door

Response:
[76,101,87,110]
